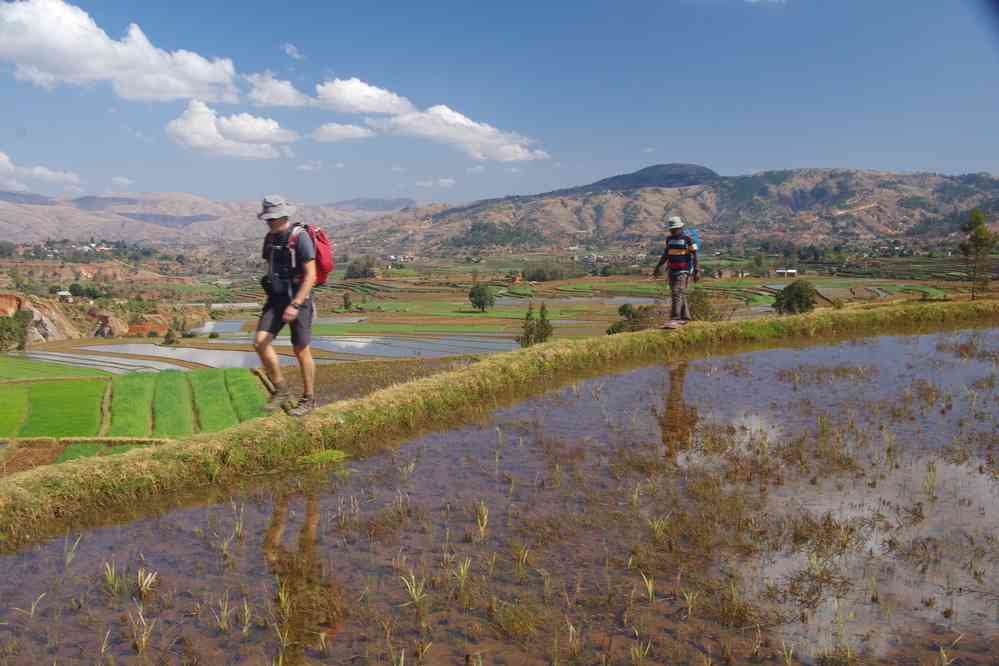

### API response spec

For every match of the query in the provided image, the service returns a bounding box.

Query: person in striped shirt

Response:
[652,216,699,323]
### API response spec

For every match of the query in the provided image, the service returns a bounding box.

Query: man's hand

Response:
[282,304,300,322]
[652,268,661,279]
[693,270,701,283]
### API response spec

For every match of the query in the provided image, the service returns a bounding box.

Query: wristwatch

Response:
[289,302,302,310]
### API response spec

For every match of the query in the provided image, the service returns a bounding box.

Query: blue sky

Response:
[0,0,997,204]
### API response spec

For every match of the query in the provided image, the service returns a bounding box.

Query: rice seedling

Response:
[629,640,653,665]
[639,571,655,605]
[62,532,82,574]
[134,567,158,600]
[102,561,125,597]
[211,590,233,633]
[240,597,254,635]
[400,570,429,620]
[12,592,45,620]
[680,588,700,620]
[126,602,156,655]
[475,500,489,542]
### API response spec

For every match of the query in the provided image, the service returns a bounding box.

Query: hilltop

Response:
[335,164,999,254]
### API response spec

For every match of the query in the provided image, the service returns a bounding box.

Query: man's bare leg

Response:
[293,344,315,397]
[255,331,289,411]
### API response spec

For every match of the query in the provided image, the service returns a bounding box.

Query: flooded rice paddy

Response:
[208,335,518,358]
[1,327,997,664]
[81,344,300,369]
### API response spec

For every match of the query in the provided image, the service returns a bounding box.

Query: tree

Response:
[536,303,553,344]
[774,280,818,315]
[0,241,15,258]
[516,302,537,348]
[468,284,495,312]
[69,282,84,297]
[345,255,378,279]
[342,291,353,311]
[959,208,997,301]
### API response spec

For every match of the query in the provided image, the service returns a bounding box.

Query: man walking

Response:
[653,216,699,325]
[254,195,317,416]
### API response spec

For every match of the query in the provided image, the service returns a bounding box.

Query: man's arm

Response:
[282,260,316,321]
[652,248,668,276]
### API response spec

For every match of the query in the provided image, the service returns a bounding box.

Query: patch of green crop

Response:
[0,384,28,437]
[55,442,151,464]
[189,369,239,432]
[19,381,105,438]
[107,374,156,437]
[0,357,109,380]
[151,371,195,438]
[224,369,266,422]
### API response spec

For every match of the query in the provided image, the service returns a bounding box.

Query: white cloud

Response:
[0,150,82,191]
[467,165,485,174]
[217,112,299,144]
[312,122,375,142]
[370,105,549,162]
[166,101,284,159]
[335,162,345,169]
[642,147,655,153]
[315,77,416,115]
[297,160,322,172]
[282,43,303,60]
[391,166,406,173]
[0,0,239,102]
[438,177,455,188]
[245,71,312,107]
[111,176,134,187]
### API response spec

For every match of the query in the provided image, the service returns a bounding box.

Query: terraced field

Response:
[0,367,267,440]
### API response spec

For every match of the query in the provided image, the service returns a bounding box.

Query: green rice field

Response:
[106,374,156,437]
[0,384,28,438]
[189,369,239,432]
[55,442,150,464]
[0,369,266,441]
[18,380,105,438]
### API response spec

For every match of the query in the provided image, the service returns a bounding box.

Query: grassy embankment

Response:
[0,299,997,549]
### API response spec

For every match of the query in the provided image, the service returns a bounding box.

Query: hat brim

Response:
[258,207,294,220]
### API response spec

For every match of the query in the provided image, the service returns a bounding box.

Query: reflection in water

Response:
[264,493,345,664]
[659,361,699,458]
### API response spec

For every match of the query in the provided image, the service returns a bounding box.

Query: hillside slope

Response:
[334,165,999,254]
[0,192,412,243]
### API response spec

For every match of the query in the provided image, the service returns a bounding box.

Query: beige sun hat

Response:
[257,194,296,220]
[667,216,684,229]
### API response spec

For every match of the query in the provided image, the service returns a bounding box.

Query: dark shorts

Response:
[256,298,314,347]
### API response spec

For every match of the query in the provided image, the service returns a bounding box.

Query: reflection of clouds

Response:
[755,452,999,662]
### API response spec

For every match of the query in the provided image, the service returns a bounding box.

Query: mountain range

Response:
[3,165,997,251]
[336,164,999,254]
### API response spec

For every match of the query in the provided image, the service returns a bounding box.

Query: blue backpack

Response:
[686,228,701,252]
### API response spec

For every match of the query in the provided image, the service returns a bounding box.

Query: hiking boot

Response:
[286,396,315,417]
[263,382,290,413]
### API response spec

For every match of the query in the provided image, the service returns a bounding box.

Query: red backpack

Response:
[290,224,335,285]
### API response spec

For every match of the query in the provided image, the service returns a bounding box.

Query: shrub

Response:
[345,256,378,279]
[208,331,220,339]
[146,331,159,338]
[468,284,495,312]
[606,303,667,334]
[774,280,818,315]
[516,302,554,348]
[523,261,587,282]
[163,329,178,345]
